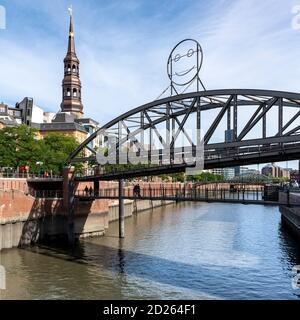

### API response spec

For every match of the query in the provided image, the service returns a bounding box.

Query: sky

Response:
[1,0,300,169]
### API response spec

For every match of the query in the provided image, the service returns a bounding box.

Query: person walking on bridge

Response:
[136,184,141,198]
[133,184,138,197]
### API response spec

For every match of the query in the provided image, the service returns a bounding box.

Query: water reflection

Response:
[0,202,300,299]
[278,222,300,268]
[118,240,125,275]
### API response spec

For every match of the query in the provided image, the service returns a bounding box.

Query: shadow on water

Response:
[21,230,300,300]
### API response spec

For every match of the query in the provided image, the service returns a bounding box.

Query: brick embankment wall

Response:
[0,179,176,251]
[0,178,29,193]
[107,199,174,223]
[108,200,134,222]
[0,189,64,250]
[133,200,174,213]
[0,188,111,250]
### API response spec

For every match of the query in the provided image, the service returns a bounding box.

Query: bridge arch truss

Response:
[67,89,300,177]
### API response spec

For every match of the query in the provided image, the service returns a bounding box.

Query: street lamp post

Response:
[36,161,43,177]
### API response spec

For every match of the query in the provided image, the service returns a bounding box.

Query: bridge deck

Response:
[74,141,300,181]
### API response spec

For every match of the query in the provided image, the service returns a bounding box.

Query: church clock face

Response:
[167,39,203,86]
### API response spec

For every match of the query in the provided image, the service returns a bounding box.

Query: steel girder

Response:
[66,89,300,172]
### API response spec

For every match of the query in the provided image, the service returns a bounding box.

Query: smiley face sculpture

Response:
[167,39,203,87]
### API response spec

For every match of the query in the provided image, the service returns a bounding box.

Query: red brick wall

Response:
[0,190,63,221]
[0,178,28,193]
[0,189,110,223]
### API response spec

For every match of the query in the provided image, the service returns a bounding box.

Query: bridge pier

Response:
[119,179,125,238]
[94,180,99,197]
[93,166,101,197]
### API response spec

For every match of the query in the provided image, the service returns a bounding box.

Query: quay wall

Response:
[0,189,110,250]
[108,199,174,222]
[0,179,175,251]
[279,192,300,238]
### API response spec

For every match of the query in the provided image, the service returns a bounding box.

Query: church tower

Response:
[60,9,84,119]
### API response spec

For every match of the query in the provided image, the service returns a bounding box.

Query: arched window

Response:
[73,88,77,97]
[72,64,76,73]
[67,88,71,97]
[67,64,71,72]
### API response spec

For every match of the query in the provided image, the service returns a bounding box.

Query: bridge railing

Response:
[73,139,300,179]
[76,186,265,202]
[0,172,62,179]
[28,189,63,198]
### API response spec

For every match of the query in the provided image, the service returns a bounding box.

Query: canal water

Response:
[0,202,300,300]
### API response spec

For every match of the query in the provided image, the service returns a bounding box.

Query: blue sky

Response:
[1,0,300,169]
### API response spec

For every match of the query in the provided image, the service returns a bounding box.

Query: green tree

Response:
[38,133,80,175]
[0,125,41,170]
[187,172,224,182]
[0,127,80,175]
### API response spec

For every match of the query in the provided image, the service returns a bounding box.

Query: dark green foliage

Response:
[186,172,224,182]
[0,126,80,175]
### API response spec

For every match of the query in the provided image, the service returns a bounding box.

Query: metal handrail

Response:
[0,173,62,179]
[76,187,266,201]
[28,189,63,198]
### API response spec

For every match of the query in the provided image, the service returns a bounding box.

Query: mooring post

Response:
[63,166,75,245]
[287,189,290,208]
[68,180,75,244]
[119,179,125,238]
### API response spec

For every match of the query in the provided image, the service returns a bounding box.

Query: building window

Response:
[67,88,71,97]
[72,64,77,73]
[67,64,71,72]
[27,109,31,116]
[73,88,78,97]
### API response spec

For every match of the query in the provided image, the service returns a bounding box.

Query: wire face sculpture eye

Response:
[187,48,195,57]
[167,39,203,87]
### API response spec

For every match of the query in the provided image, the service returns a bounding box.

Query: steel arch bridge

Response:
[67,89,300,181]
